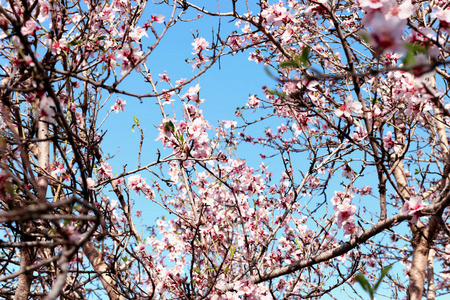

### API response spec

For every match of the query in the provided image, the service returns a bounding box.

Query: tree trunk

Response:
[407,217,439,300]
[426,249,436,300]
[14,248,33,300]
[82,241,123,300]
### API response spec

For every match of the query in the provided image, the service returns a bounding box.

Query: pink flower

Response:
[45,37,68,55]
[359,186,372,195]
[400,196,425,223]
[150,14,165,23]
[388,0,416,20]
[158,71,170,82]
[86,177,97,190]
[111,99,126,113]
[97,162,113,179]
[336,199,357,228]
[343,221,359,238]
[127,175,151,196]
[383,131,395,149]
[261,4,290,26]
[115,44,146,75]
[39,95,56,124]
[341,165,353,178]
[65,225,85,242]
[130,26,148,42]
[247,95,260,108]
[182,84,201,101]
[38,1,50,22]
[21,19,38,36]
[280,25,295,43]
[234,280,256,297]
[335,97,363,118]
[134,242,148,258]
[366,12,406,51]
[51,164,66,177]
[358,0,389,10]
[192,37,209,55]
[431,8,450,34]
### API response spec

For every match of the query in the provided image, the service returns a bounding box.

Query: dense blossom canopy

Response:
[1,0,450,299]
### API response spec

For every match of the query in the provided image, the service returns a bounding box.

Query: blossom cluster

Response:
[332,191,359,238]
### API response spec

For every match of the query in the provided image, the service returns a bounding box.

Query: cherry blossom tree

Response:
[1,0,450,299]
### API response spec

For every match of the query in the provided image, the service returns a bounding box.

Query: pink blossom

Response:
[51,164,66,177]
[400,196,425,223]
[234,280,256,297]
[358,0,390,11]
[182,84,201,101]
[388,0,416,20]
[335,97,363,118]
[353,125,368,141]
[38,1,50,22]
[224,120,237,129]
[65,225,85,242]
[45,37,68,55]
[39,95,56,124]
[431,8,450,34]
[341,165,353,178]
[261,4,291,26]
[343,220,359,238]
[158,71,170,82]
[383,131,395,149]
[405,97,432,121]
[21,19,38,36]
[115,44,146,75]
[86,177,97,190]
[98,5,115,23]
[134,242,147,258]
[130,26,148,42]
[247,95,260,108]
[366,12,406,51]
[151,14,165,23]
[336,199,357,228]
[359,186,372,195]
[156,118,176,145]
[127,175,149,195]
[280,25,295,43]
[97,162,113,179]
[192,37,209,55]
[111,99,126,113]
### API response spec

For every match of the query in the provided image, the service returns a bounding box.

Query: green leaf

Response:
[355,273,374,299]
[267,89,287,98]
[402,43,427,67]
[299,47,310,66]
[280,61,300,68]
[374,265,392,291]
[164,120,175,133]
[229,247,236,259]
[359,31,371,43]
[133,116,140,125]
[402,51,415,67]
[414,169,420,175]
[404,43,426,54]
[264,66,274,78]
